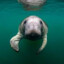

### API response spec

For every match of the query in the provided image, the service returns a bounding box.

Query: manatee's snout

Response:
[25,31,42,40]
[30,32,37,37]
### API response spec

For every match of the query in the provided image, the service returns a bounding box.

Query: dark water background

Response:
[0,0,64,64]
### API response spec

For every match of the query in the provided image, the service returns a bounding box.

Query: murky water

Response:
[0,0,64,64]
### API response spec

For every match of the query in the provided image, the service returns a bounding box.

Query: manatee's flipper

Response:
[37,20,48,54]
[37,35,47,54]
[10,32,23,51]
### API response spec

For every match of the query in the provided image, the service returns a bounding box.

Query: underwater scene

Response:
[0,0,64,64]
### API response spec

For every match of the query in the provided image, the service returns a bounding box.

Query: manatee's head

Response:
[21,16,44,40]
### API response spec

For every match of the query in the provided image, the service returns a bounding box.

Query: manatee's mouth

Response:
[24,33,42,40]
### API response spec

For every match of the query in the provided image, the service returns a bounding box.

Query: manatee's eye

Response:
[24,20,27,24]
[40,21,42,24]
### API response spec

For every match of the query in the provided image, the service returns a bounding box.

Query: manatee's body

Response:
[18,0,46,10]
[10,16,48,53]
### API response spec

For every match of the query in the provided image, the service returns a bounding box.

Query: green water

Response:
[0,0,64,64]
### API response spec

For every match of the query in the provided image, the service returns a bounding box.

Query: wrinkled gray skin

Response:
[18,0,46,10]
[10,16,48,53]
